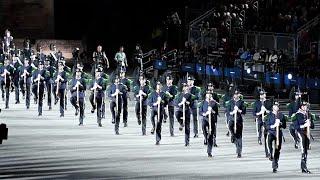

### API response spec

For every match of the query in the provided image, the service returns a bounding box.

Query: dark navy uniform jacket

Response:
[253,99,272,120]
[189,86,200,108]
[199,100,219,122]
[54,71,68,90]
[90,77,106,98]
[19,65,33,84]
[294,111,315,134]
[226,99,246,123]
[46,65,56,84]
[12,62,21,81]
[108,83,127,102]
[133,85,151,106]
[174,92,193,111]
[120,78,131,93]
[70,78,87,98]
[265,112,287,136]
[0,65,14,83]
[32,69,47,86]
[148,91,167,111]
[288,99,301,117]
[162,85,178,106]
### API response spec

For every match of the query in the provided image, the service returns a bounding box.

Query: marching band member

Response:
[32,61,47,116]
[133,73,150,135]
[199,90,219,157]
[226,90,247,158]
[108,73,126,133]
[148,81,167,145]
[90,68,106,127]
[293,101,315,173]
[70,68,87,125]
[265,101,287,173]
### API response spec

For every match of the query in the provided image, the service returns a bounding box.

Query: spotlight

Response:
[246,68,251,74]
[288,73,292,80]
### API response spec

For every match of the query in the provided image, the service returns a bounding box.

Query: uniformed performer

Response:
[223,82,235,137]
[32,61,47,116]
[265,101,287,173]
[98,65,109,119]
[162,75,178,136]
[44,59,55,110]
[120,69,132,127]
[293,101,314,173]
[175,83,193,146]
[108,73,127,133]
[70,68,87,125]
[187,76,201,138]
[12,56,22,104]
[203,82,220,146]
[148,81,167,145]
[0,58,14,108]
[199,90,219,157]
[287,88,302,149]
[90,68,106,127]
[226,90,247,158]
[133,74,151,135]
[252,89,273,157]
[54,62,68,117]
[19,58,33,109]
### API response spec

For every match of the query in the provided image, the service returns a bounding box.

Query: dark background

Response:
[54,0,211,56]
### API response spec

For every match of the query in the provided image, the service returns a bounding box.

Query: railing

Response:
[297,14,320,33]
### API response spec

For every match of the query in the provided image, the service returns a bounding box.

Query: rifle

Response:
[116,83,119,115]
[140,87,143,122]
[234,104,237,133]
[208,106,212,135]
[276,112,280,149]
[37,73,41,105]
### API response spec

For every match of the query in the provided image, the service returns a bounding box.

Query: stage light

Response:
[246,68,251,74]
[288,73,292,80]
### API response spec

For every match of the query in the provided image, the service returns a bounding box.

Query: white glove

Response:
[305,119,311,128]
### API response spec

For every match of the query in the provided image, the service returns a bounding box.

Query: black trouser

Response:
[228,120,243,155]
[297,132,310,170]
[164,105,175,135]
[135,102,147,135]
[256,118,263,141]
[110,101,122,132]
[263,126,269,156]
[102,100,105,118]
[150,108,163,143]
[57,89,65,115]
[70,95,85,123]
[122,94,128,123]
[46,82,52,108]
[1,81,10,108]
[289,124,298,144]
[89,94,104,125]
[13,79,19,102]
[32,84,45,114]
[267,132,283,170]
[202,119,216,154]
[191,107,198,135]
[176,110,191,145]
[20,82,31,108]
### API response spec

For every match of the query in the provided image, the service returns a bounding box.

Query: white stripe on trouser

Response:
[297,132,304,154]
[266,132,270,155]
[256,118,259,137]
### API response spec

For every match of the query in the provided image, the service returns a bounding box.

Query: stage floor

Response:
[0,93,320,179]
